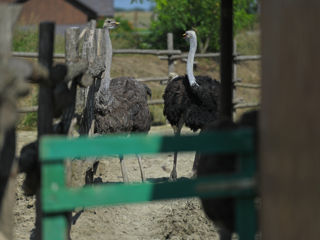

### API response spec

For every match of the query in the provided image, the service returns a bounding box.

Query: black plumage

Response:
[162,74,220,180]
[196,110,258,240]
[163,75,220,132]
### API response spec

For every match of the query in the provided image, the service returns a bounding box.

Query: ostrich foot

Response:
[169,169,177,181]
[136,154,145,182]
[120,155,129,183]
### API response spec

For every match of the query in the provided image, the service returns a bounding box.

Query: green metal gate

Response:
[40,129,257,239]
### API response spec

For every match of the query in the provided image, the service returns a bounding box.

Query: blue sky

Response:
[114,0,155,10]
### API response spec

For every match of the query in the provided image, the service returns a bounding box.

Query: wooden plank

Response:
[167,33,174,73]
[235,197,257,240]
[220,0,234,120]
[234,55,261,62]
[42,175,256,213]
[136,76,168,82]
[12,52,65,59]
[261,1,320,239]
[234,83,261,89]
[43,215,67,240]
[159,52,221,60]
[36,21,55,240]
[113,49,181,55]
[40,129,254,160]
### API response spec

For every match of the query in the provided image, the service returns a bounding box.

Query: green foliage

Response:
[97,16,148,49]
[17,90,38,130]
[13,26,65,53]
[13,27,38,52]
[18,112,38,130]
[143,0,257,52]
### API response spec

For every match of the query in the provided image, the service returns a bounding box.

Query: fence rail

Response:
[16,35,261,113]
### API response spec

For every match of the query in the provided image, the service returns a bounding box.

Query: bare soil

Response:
[13,126,220,240]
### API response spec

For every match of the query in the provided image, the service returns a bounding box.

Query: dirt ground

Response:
[13,125,220,240]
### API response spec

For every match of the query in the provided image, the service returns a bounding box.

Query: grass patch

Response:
[147,82,167,126]
[17,85,38,130]
[13,26,65,53]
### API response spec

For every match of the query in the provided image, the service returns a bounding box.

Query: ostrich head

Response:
[103,18,120,29]
[183,30,197,42]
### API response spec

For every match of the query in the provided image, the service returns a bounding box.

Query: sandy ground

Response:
[13,125,219,240]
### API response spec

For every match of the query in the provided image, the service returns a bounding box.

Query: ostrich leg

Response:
[119,154,129,182]
[136,154,145,182]
[217,225,232,240]
[170,118,184,180]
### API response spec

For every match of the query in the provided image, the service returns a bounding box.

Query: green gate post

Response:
[236,154,257,239]
[42,161,67,240]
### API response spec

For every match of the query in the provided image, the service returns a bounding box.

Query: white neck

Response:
[101,28,112,90]
[186,34,198,87]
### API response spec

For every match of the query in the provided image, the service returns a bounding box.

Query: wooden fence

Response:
[9,19,259,239]
[15,32,260,114]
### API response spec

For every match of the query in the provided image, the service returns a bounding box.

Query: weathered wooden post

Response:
[167,32,175,74]
[232,40,237,120]
[77,20,96,135]
[261,1,320,239]
[35,21,55,240]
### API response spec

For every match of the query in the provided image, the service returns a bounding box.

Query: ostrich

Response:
[197,110,258,240]
[94,19,152,183]
[163,30,221,180]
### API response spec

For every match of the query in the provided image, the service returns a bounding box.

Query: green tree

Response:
[133,0,257,52]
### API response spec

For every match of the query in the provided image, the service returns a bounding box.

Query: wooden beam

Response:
[261,1,320,239]
[219,0,234,120]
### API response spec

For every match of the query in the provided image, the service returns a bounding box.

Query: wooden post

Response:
[65,27,80,64]
[232,40,237,120]
[0,4,22,240]
[261,1,320,239]
[77,20,96,135]
[36,21,55,240]
[219,0,233,121]
[167,32,174,74]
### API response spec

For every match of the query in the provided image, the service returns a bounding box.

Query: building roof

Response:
[66,0,114,18]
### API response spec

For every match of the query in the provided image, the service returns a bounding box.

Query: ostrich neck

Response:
[101,29,112,90]
[186,37,197,86]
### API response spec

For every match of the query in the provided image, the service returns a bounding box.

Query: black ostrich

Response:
[163,30,221,180]
[197,110,258,240]
[94,19,152,183]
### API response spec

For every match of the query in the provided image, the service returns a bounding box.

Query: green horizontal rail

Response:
[42,175,256,213]
[40,129,254,161]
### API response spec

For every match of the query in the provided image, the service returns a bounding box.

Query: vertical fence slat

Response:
[167,33,174,74]
[36,21,55,240]
[220,0,234,120]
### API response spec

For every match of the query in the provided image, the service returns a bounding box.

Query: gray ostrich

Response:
[163,30,221,180]
[94,19,152,183]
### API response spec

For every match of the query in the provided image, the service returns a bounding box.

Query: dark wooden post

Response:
[261,1,320,239]
[36,21,55,240]
[219,0,233,120]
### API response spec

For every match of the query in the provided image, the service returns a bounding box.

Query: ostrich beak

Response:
[182,33,187,38]
[115,22,120,25]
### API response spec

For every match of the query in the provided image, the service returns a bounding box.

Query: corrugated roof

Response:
[77,0,114,17]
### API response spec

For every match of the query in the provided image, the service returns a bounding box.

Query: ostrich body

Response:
[94,19,152,182]
[197,110,258,240]
[163,30,220,180]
